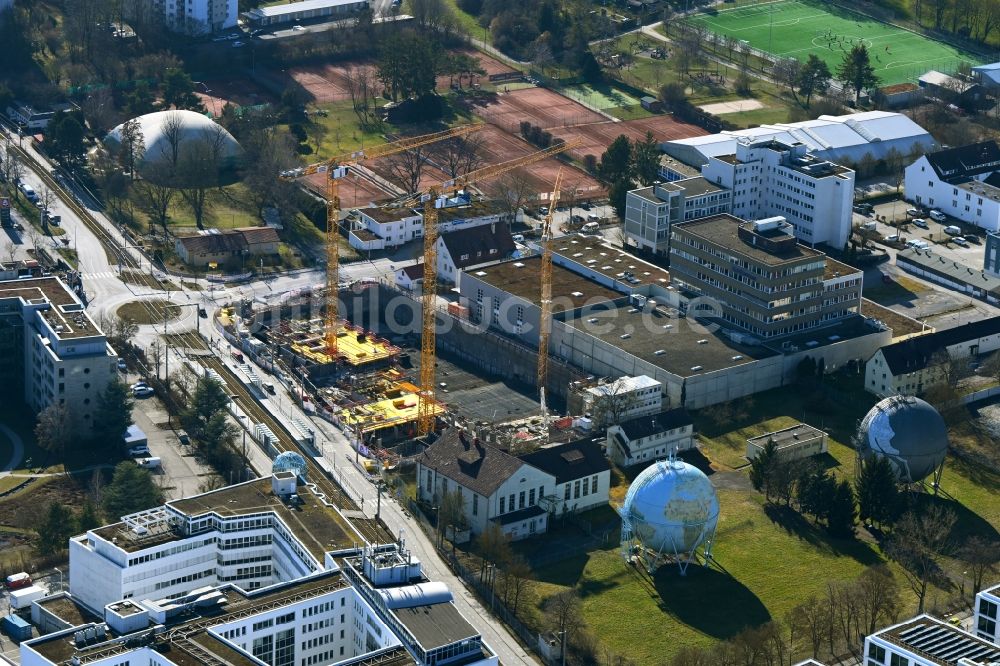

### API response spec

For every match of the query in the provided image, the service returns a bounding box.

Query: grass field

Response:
[685,0,983,86]
[560,83,642,110]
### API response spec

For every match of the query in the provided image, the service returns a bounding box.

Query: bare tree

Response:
[436,487,466,545]
[497,555,532,615]
[887,505,958,613]
[382,146,427,194]
[957,535,1000,600]
[135,162,178,237]
[591,377,644,427]
[345,65,381,129]
[432,134,486,179]
[543,590,585,644]
[475,523,511,581]
[150,339,164,380]
[788,595,830,660]
[157,111,186,170]
[856,565,901,638]
[35,403,72,456]
[3,239,17,263]
[492,170,535,222]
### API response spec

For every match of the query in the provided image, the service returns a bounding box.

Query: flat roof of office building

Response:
[391,601,480,651]
[562,305,776,378]
[0,276,102,339]
[873,615,1000,665]
[673,215,824,265]
[29,573,350,666]
[550,238,671,289]
[94,478,358,557]
[34,594,98,627]
[469,257,619,310]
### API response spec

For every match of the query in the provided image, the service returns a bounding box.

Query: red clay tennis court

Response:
[195,78,276,117]
[552,115,708,161]
[472,88,607,132]
[282,61,378,104]
[303,170,396,210]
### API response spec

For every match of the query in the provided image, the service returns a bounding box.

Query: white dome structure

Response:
[620,458,719,574]
[104,110,243,179]
[857,395,948,485]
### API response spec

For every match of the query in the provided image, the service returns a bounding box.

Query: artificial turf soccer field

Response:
[685,0,983,86]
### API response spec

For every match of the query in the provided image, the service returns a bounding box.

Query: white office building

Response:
[0,277,117,435]
[606,408,695,468]
[624,177,732,256]
[904,140,1000,232]
[702,139,855,248]
[865,614,1000,666]
[48,473,499,666]
[579,375,663,427]
[349,199,509,251]
[975,583,1000,644]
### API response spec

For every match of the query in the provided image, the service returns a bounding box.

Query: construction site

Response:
[212,127,589,471]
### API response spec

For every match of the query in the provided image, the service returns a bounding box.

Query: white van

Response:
[929,210,947,222]
[943,225,962,236]
[581,222,599,233]
[136,457,161,469]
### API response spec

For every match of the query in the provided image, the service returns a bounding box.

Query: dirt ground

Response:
[0,475,91,532]
[303,170,397,210]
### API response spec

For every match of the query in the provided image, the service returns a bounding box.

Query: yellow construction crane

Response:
[537,167,563,424]
[278,124,483,358]
[406,140,583,435]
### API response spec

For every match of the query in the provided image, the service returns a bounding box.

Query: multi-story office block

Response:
[702,139,855,249]
[624,177,731,257]
[670,215,862,340]
[151,0,237,35]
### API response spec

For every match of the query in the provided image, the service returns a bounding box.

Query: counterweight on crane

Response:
[278,125,483,358]
[406,140,583,435]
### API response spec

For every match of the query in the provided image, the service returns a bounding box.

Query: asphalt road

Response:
[6,122,535,665]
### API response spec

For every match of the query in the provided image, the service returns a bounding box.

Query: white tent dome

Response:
[105,110,243,177]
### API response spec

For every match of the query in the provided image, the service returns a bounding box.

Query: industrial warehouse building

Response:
[661,111,935,172]
[0,277,118,435]
[242,0,370,29]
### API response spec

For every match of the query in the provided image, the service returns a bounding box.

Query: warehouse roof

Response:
[245,0,367,18]
[663,111,933,166]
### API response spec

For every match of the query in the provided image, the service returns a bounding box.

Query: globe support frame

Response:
[620,517,716,576]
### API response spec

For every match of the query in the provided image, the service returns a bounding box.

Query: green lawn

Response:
[685,0,983,85]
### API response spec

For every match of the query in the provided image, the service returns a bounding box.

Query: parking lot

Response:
[863,199,986,268]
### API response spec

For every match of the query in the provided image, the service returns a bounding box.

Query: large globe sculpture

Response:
[857,396,948,484]
[620,459,719,574]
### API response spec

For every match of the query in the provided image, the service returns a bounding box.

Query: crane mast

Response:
[537,168,563,425]
[413,140,583,436]
[279,124,484,358]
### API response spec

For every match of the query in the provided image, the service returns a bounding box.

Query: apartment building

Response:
[350,200,509,251]
[0,277,117,434]
[702,139,855,248]
[669,215,863,340]
[865,317,1000,397]
[904,140,1000,232]
[151,0,237,35]
[624,177,731,256]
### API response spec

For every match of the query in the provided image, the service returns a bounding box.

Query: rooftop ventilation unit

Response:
[697,339,708,345]
[690,365,703,371]
[732,355,744,360]
[654,350,666,356]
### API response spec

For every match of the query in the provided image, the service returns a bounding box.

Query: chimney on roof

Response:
[491,222,496,234]
[459,430,470,450]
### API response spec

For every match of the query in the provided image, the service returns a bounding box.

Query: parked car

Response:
[133,385,155,398]
[126,444,150,457]
[177,430,190,445]
[905,208,922,217]
[136,457,161,469]
[885,234,900,242]
[912,218,929,229]
[130,380,148,390]
[198,307,208,317]
[17,181,36,201]
[117,358,127,372]
[944,225,962,236]
[929,209,947,222]
[966,235,981,244]
[291,24,306,31]
[953,236,969,246]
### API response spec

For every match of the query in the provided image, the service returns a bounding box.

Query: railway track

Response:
[200,356,394,545]
[15,139,394,545]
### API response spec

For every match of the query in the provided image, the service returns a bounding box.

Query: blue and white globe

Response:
[857,396,948,483]
[273,451,308,480]
[621,459,719,556]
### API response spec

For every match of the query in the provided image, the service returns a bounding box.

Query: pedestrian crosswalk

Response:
[81,271,117,281]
